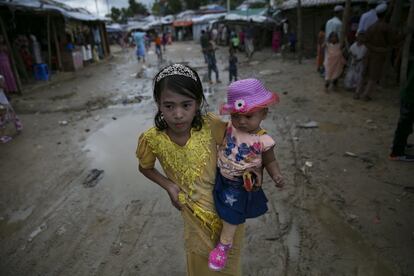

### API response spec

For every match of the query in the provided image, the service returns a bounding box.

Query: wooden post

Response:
[47,14,52,72]
[99,23,107,57]
[382,0,404,83]
[390,0,404,28]
[100,23,110,56]
[104,23,111,55]
[0,16,22,93]
[52,19,63,71]
[297,0,303,64]
[400,0,414,85]
[341,0,351,49]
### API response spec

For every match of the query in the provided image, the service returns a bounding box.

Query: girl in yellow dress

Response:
[136,63,244,275]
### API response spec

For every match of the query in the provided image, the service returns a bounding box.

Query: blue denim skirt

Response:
[213,169,268,225]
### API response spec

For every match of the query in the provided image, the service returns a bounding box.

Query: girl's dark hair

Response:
[153,64,206,131]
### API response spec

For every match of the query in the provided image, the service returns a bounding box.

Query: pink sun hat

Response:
[220,78,279,115]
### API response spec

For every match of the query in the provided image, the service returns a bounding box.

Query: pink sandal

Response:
[208,242,232,271]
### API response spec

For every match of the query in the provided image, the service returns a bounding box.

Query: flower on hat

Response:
[234,99,246,112]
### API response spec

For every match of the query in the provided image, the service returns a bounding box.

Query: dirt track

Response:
[0,42,413,276]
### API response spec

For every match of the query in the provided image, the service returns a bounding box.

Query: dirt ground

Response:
[0,41,413,276]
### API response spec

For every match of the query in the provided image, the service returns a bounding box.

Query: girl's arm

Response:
[262,147,284,188]
[139,166,182,210]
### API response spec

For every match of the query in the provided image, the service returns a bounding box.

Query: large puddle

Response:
[84,109,161,205]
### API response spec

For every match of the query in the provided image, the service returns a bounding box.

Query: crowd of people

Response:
[318,2,413,161]
[199,23,259,85]
[319,2,405,100]
[198,1,413,163]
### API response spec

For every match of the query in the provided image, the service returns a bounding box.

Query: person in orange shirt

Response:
[154,33,162,62]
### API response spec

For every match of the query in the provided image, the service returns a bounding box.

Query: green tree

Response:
[152,0,161,15]
[109,7,122,22]
[166,0,183,14]
[128,0,148,15]
[184,0,201,10]
[120,7,132,22]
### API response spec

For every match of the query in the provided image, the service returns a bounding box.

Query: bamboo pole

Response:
[47,15,52,73]
[341,0,351,48]
[382,0,404,85]
[100,23,110,56]
[104,23,111,55]
[400,0,414,85]
[0,16,22,93]
[297,0,303,64]
[52,19,63,71]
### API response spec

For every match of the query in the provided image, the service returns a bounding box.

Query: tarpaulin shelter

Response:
[212,8,276,48]
[192,13,226,41]
[0,0,110,92]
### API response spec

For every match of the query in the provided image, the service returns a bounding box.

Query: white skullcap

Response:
[334,5,344,12]
[375,3,387,14]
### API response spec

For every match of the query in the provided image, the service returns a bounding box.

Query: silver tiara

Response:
[156,64,198,83]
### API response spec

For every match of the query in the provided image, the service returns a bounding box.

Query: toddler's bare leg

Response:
[220,220,238,245]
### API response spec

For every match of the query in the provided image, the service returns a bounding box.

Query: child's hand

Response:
[166,183,182,211]
[245,167,263,187]
[273,174,284,188]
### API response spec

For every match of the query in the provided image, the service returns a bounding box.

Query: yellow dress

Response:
[136,113,244,276]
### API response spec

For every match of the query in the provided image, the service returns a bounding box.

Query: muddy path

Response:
[0,42,412,276]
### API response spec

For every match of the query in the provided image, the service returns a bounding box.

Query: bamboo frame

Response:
[52,19,63,71]
[47,15,52,73]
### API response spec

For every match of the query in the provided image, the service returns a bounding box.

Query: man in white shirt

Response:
[357,0,378,34]
[325,5,343,41]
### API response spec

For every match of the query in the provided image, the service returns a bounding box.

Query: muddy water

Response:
[314,203,395,275]
[84,111,159,205]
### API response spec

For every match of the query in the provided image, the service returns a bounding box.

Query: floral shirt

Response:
[218,122,275,180]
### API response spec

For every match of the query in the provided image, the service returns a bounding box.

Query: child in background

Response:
[154,33,162,62]
[316,24,326,74]
[230,32,240,52]
[206,40,221,84]
[208,78,284,271]
[345,32,367,91]
[133,31,146,63]
[229,48,238,83]
[324,32,345,92]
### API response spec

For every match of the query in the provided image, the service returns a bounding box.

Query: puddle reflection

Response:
[84,112,160,205]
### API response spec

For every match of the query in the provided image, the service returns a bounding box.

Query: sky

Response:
[59,0,155,16]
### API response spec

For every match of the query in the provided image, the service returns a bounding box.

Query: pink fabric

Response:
[221,78,279,114]
[0,52,17,93]
[218,122,275,180]
[324,43,346,81]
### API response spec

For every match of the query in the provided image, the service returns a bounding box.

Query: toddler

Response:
[208,78,284,271]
